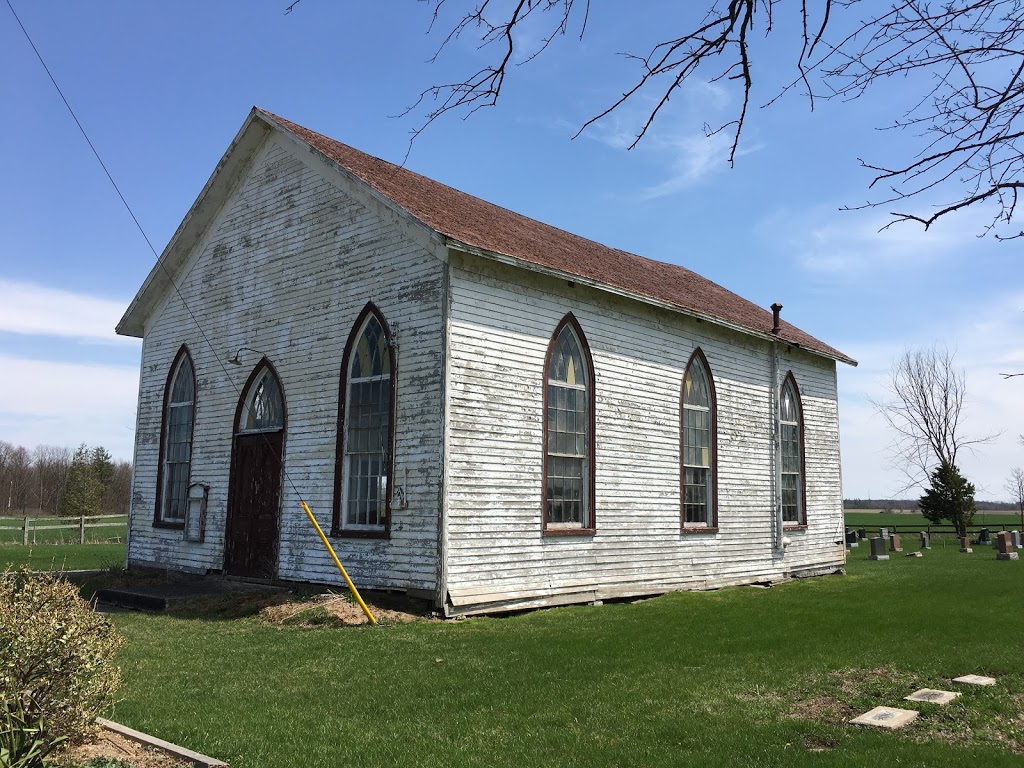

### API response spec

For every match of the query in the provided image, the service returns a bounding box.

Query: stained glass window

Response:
[344,313,392,529]
[160,352,194,524]
[545,320,591,529]
[780,376,803,524]
[682,354,714,526]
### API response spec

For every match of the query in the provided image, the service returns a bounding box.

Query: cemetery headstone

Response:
[869,537,889,561]
[879,527,889,540]
[919,531,931,550]
[995,531,1019,561]
[1012,530,1022,550]
[846,529,859,548]
[960,537,973,554]
[858,528,867,541]
[888,533,903,552]
[978,527,991,546]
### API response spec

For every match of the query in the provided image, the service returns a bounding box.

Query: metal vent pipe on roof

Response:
[770,303,783,334]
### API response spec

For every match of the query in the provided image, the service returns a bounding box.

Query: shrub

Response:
[0,568,123,754]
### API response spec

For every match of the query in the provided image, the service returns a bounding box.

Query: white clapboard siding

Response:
[129,134,445,593]
[442,253,845,611]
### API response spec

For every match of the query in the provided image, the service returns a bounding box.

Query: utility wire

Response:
[4,0,306,501]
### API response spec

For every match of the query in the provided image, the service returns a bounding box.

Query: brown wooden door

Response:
[225,431,283,578]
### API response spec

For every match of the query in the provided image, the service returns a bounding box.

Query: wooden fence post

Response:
[80,515,86,544]
[23,516,29,546]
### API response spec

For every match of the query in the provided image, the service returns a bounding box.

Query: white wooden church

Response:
[117,108,856,615]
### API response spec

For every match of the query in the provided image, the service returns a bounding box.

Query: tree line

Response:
[844,498,1017,513]
[0,441,131,517]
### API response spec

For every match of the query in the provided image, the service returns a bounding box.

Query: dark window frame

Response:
[332,302,396,539]
[680,348,719,533]
[154,345,196,530]
[542,313,596,537]
[780,371,807,529]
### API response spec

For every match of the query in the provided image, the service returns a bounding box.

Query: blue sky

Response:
[2,1,1022,499]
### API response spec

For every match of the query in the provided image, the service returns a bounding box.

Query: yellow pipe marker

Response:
[300,501,377,625]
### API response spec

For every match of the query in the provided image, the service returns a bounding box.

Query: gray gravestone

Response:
[846,529,859,548]
[1012,531,1022,550]
[888,533,903,552]
[869,537,889,561]
[858,528,867,541]
[919,531,931,550]
[978,528,991,545]
[879,527,889,540]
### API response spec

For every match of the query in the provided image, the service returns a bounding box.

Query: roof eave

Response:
[445,238,857,367]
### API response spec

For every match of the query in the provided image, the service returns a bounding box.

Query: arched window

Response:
[156,348,195,527]
[543,314,595,533]
[238,365,284,433]
[334,304,395,536]
[780,373,805,525]
[682,350,716,529]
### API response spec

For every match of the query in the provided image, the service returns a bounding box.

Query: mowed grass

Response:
[0,543,126,571]
[844,510,1021,532]
[0,515,127,544]
[105,545,1023,767]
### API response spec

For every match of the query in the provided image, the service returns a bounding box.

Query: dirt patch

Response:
[52,727,189,768]
[257,591,422,626]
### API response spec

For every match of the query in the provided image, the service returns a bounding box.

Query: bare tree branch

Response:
[370,0,1024,237]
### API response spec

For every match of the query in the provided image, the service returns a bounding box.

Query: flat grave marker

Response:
[849,706,918,730]
[905,689,960,706]
[952,674,996,686]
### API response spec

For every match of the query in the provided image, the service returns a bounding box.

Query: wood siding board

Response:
[442,253,844,610]
[128,135,444,592]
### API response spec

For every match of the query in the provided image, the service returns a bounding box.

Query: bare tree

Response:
[1005,466,1024,531]
[874,345,996,490]
[288,1,1024,237]
[32,445,72,515]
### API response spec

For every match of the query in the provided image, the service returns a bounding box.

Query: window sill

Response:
[331,528,389,540]
[681,526,719,535]
[153,520,185,530]
[543,527,596,538]
[783,524,808,531]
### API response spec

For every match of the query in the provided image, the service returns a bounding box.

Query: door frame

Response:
[224,358,287,578]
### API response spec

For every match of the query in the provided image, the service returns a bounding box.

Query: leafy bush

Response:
[0,568,123,755]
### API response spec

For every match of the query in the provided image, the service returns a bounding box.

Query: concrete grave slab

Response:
[953,674,997,686]
[905,689,960,705]
[849,706,919,730]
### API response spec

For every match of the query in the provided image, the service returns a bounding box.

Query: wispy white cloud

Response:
[0,280,132,343]
[0,355,139,460]
[580,83,745,197]
[759,202,999,278]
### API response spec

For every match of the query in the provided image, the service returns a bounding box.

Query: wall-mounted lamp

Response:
[228,346,263,366]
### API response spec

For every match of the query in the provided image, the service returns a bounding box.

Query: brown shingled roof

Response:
[259,109,854,365]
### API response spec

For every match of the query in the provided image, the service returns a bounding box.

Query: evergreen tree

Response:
[90,446,114,490]
[58,444,103,517]
[918,462,976,538]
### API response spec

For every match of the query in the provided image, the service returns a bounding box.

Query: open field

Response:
[844,510,1022,532]
[93,544,1022,767]
[1,543,126,571]
[0,514,128,545]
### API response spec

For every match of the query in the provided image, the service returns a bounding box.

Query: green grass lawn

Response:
[101,545,1023,767]
[0,515,128,545]
[0,543,126,571]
